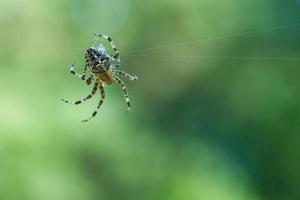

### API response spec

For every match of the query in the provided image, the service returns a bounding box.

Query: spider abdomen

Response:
[85,47,111,73]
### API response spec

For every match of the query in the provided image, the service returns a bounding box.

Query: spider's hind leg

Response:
[82,84,106,122]
[113,75,131,112]
[94,34,121,67]
[62,82,99,105]
[112,69,138,81]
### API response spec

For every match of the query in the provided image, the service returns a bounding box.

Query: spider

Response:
[62,34,138,122]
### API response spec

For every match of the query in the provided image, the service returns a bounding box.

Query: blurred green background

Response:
[1,0,300,200]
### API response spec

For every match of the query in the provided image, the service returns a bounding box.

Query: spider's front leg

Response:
[82,84,106,122]
[61,82,99,105]
[113,75,131,112]
[69,63,94,85]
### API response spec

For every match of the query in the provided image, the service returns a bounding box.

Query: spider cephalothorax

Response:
[62,34,138,122]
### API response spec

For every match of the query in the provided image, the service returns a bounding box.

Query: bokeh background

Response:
[1,0,300,200]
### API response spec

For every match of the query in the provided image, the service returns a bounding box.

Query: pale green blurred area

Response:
[0,0,300,200]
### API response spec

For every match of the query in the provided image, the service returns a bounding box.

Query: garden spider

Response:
[62,34,138,122]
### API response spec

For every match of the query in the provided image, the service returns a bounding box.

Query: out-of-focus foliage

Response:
[0,0,300,200]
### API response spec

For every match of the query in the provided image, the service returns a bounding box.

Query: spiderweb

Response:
[121,22,300,62]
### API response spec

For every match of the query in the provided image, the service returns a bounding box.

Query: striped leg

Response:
[61,82,99,105]
[113,69,139,81]
[82,84,105,122]
[113,75,131,112]
[94,34,121,67]
[70,63,94,85]
[83,63,88,75]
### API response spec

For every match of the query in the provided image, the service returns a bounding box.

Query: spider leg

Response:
[61,82,99,105]
[112,69,139,81]
[94,34,121,67]
[113,75,131,112]
[69,63,94,85]
[83,63,88,75]
[82,84,105,122]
